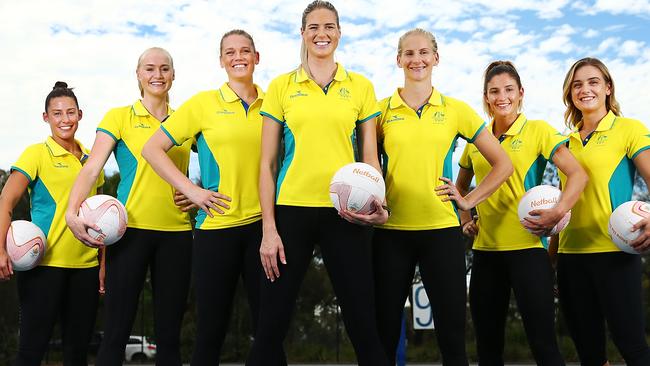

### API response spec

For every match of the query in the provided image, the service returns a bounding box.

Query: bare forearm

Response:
[464,160,511,208]
[259,166,277,233]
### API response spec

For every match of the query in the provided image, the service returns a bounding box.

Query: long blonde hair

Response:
[299,0,339,78]
[136,47,174,102]
[562,57,621,129]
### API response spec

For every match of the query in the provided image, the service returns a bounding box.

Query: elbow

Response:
[502,159,514,182]
[141,141,153,162]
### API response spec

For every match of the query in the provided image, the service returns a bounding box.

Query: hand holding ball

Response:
[518,185,571,236]
[5,220,47,271]
[78,195,128,245]
[608,201,650,254]
[329,163,385,215]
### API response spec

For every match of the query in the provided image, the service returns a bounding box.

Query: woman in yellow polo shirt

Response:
[142,30,286,365]
[554,57,650,366]
[0,82,103,365]
[65,48,193,365]
[456,61,587,365]
[248,2,389,365]
[370,29,513,365]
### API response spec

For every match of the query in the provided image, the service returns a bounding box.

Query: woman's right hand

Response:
[0,249,13,281]
[184,185,231,218]
[65,211,105,248]
[260,229,286,282]
[462,216,479,237]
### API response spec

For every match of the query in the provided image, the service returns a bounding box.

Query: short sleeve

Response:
[538,121,568,160]
[357,77,381,124]
[260,76,285,124]
[96,108,123,142]
[161,94,203,146]
[11,145,40,183]
[456,101,485,143]
[458,143,473,170]
[627,119,650,160]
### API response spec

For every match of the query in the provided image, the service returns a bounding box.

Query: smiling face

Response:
[220,34,259,81]
[485,72,524,121]
[397,33,438,82]
[43,96,81,142]
[570,64,611,116]
[301,8,340,60]
[136,48,174,98]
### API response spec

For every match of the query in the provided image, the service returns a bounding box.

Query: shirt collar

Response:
[490,113,527,137]
[218,82,265,103]
[388,87,443,109]
[570,110,617,139]
[132,99,173,117]
[45,136,89,157]
[295,62,348,83]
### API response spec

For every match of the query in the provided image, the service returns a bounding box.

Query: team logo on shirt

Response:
[134,121,151,129]
[510,138,523,151]
[432,111,445,124]
[290,90,308,98]
[386,114,404,123]
[338,87,351,100]
[596,135,608,145]
[53,161,69,168]
[216,109,235,115]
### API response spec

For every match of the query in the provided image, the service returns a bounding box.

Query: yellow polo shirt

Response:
[559,111,650,253]
[161,83,265,229]
[11,137,104,268]
[261,64,380,207]
[459,114,567,250]
[97,100,192,231]
[378,88,485,230]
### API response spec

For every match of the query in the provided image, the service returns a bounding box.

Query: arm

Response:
[456,167,478,237]
[65,132,115,247]
[630,150,650,251]
[437,129,513,210]
[339,117,389,225]
[258,118,285,282]
[0,171,30,280]
[524,145,588,235]
[142,129,230,217]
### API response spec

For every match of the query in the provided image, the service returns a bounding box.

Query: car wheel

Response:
[131,353,148,363]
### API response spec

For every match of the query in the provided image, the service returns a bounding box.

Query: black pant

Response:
[15,265,99,366]
[470,248,564,366]
[96,228,192,366]
[246,206,389,366]
[558,252,650,366]
[373,227,468,366]
[192,222,286,365]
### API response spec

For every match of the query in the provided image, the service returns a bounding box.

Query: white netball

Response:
[78,194,128,245]
[5,220,47,271]
[329,163,386,215]
[608,201,650,254]
[518,185,571,236]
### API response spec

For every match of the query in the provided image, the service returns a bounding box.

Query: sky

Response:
[1,0,649,179]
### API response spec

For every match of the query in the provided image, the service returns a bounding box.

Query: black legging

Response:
[192,222,286,365]
[470,248,564,366]
[558,252,650,366]
[246,206,389,366]
[95,228,192,366]
[373,227,468,366]
[15,265,99,366]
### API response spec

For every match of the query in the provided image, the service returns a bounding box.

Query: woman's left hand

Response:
[436,177,473,211]
[522,207,567,236]
[630,217,650,253]
[174,190,198,212]
[339,199,389,226]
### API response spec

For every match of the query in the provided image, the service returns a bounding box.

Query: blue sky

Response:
[1,0,649,178]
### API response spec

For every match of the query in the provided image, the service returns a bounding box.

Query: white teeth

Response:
[233,64,246,68]
[151,82,163,85]
[315,41,329,46]
[60,126,72,130]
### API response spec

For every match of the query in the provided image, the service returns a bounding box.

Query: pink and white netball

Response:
[5,220,47,271]
[78,194,128,245]
[329,163,385,215]
[517,185,571,236]
[608,201,650,254]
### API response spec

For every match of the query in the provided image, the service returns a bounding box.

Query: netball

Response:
[329,162,386,215]
[78,194,128,245]
[608,200,650,254]
[517,185,571,236]
[5,220,47,271]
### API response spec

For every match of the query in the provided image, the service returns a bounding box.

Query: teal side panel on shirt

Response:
[195,133,221,228]
[443,135,459,219]
[114,140,138,207]
[608,156,635,211]
[276,124,295,201]
[29,178,56,237]
[524,155,548,191]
